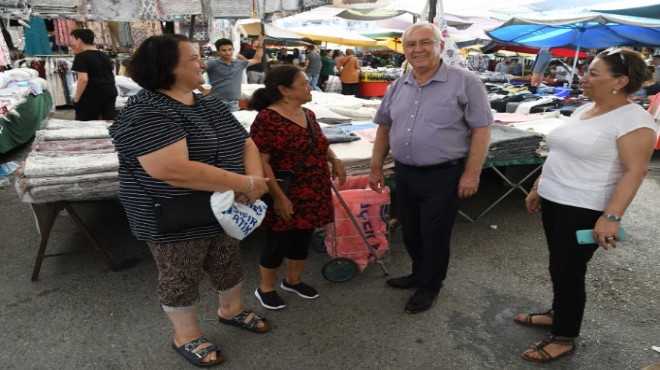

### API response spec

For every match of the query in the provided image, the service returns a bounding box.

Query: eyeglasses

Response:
[605,48,627,74]
[403,39,440,50]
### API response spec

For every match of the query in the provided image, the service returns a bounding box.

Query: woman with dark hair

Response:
[248,65,346,310]
[109,34,271,367]
[515,48,657,363]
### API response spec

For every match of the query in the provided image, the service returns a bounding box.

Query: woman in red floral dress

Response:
[249,65,346,310]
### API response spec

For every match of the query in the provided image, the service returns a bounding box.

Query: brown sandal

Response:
[522,335,575,363]
[513,309,554,327]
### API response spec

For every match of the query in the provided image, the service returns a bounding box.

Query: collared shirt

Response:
[205,58,249,100]
[374,62,493,166]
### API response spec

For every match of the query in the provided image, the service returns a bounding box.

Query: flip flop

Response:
[172,337,223,367]
[218,309,271,333]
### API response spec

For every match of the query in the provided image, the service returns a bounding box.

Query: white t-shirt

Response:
[538,102,658,211]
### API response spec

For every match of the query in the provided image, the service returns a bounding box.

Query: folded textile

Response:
[22,171,118,188]
[40,118,111,130]
[318,117,352,125]
[35,127,111,141]
[322,126,361,143]
[305,105,352,122]
[32,138,116,153]
[23,152,119,178]
[494,111,560,123]
[24,180,119,203]
[507,117,568,136]
[329,106,377,120]
[13,163,118,203]
[487,124,544,161]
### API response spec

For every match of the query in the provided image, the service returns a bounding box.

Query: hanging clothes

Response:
[138,0,164,20]
[23,17,52,56]
[129,21,162,50]
[85,21,113,46]
[179,15,209,43]
[54,19,76,47]
[0,20,15,50]
[117,22,133,48]
[157,0,202,16]
[0,30,11,66]
[89,0,140,22]
[206,0,251,18]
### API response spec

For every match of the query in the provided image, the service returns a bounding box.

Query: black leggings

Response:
[260,228,313,269]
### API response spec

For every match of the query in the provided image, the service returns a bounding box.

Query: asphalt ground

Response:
[1,109,659,370]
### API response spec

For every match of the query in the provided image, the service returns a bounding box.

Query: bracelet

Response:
[243,176,254,194]
[329,158,341,162]
[530,186,538,191]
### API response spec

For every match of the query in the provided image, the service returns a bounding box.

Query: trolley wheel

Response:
[322,258,358,283]
[309,228,326,253]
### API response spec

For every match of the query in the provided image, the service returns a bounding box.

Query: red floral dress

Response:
[250,108,333,231]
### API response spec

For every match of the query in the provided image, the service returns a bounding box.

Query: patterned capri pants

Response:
[147,233,243,313]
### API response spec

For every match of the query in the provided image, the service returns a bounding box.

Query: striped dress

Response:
[109,89,248,243]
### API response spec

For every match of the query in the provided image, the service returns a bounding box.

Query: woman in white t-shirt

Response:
[514,48,657,363]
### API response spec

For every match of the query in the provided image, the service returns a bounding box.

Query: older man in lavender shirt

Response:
[369,23,492,314]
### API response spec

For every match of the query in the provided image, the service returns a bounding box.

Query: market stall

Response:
[358,68,401,98]
[0,92,53,154]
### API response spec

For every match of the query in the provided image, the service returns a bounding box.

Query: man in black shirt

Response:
[70,29,118,121]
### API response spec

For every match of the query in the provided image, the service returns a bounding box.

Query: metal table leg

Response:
[29,201,117,281]
[472,164,543,221]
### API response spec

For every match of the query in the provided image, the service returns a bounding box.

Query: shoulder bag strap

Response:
[289,111,316,173]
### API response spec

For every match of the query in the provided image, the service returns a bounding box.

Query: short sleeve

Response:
[463,74,494,129]
[111,104,187,158]
[71,53,88,73]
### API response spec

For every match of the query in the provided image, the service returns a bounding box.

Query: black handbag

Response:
[272,169,295,195]
[151,191,217,234]
[263,113,316,206]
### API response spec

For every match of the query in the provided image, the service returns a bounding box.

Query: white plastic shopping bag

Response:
[211,191,267,240]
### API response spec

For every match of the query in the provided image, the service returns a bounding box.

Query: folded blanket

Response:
[329,106,377,120]
[322,126,361,143]
[35,127,111,141]
[23,171,119,187]
[40,118,111,130]
[23,152,119,178]
[32,138,115,153]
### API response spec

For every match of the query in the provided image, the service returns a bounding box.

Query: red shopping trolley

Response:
[314,175,391,282]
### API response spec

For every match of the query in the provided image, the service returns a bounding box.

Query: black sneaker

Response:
[255,288,286,310]
[280,280,319,299]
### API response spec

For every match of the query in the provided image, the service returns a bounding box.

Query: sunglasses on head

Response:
[604,48,627,74]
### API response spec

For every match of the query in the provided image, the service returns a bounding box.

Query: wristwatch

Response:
[601,213,622,222]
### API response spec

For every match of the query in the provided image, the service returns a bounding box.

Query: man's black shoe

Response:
[405,288,439,314]
[386,274,418,289]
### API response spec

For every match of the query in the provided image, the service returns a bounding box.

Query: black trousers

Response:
[74,96,117,121]
[394,161,463,291]
[541,198,600,337]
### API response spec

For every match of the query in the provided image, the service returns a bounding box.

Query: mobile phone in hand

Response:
[576,227,626,245]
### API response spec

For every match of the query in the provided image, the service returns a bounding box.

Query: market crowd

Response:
[76,21,660,367]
